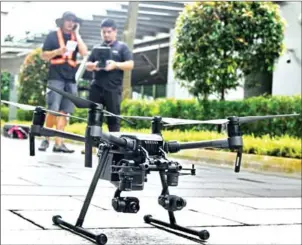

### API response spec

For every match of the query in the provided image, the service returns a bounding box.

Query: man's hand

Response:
[104,60,117,71]
[73,23,80,36]
[86,61,101,71]
[56,47,67,56]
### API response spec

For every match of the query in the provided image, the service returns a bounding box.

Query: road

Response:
[1,136,301,244]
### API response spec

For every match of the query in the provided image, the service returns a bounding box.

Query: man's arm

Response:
[74,24,88,57]
[115,60,134,71]
[41,32,66,61]
[85,51,100,71]
[105,44,134,71]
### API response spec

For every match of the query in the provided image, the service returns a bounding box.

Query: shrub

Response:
[173,1,285,100]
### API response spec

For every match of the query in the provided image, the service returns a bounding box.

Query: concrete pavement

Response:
[1,136,301,244]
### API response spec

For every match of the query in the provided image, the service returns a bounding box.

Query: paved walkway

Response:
[1,136,301,244]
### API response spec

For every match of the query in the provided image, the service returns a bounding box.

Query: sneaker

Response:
[38,139,49,151]
[53,143,75,153]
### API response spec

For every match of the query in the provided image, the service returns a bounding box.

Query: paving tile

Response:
[1,176,38,186]
[17,207,240,230]
[1,209,41,231]
[1,196,104,211]
[191,208,301,225]
[1,229,94,244]
[185,197,254,212]
[207,224,302,244]
[215,197,302,209]
[0,227,201,245]
[2,224,301,245]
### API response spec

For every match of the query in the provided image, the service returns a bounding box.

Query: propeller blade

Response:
[111,115,228,126]
[163,118,229,126]
[103,110,136,125]
[46,83,98,109]
[1,100,87,122]
[239,113,300,124]
[120,115,154,120]
[45,83,134,125]
[46,109,87,122]
[1,100,36,111]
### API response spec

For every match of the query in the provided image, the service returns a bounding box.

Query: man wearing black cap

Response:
[39,11,88,153]
[86,18,134,132]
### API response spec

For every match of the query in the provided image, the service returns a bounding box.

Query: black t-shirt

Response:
[42,30,79,83]
[88,40,133,91]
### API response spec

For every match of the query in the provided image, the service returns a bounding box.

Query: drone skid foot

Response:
[144,215,210,241]
[52,215,108,245]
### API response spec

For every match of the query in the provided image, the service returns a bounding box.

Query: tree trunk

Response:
[244,70,273,98]
[122,2,139,100]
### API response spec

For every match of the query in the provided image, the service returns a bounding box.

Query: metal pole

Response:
[122,2,139,100]
[8,74,17,121]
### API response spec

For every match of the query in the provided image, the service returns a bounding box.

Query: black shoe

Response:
[53,144,75,153]
[38,139,49,151]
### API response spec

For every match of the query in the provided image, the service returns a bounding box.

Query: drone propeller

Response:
[119,116,228,126]
[1,100,87,122]
[46,83,97,109]
[44,83,135,125]
[238,114,301,124]
[164,114,300,126]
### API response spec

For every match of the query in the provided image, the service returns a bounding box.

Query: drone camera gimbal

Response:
[2,82,299,245]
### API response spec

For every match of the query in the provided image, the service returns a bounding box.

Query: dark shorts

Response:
[88,83,122,131]
[46,80,77,114]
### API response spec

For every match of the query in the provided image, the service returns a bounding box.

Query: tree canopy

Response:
[173,1,285,100]
[18,48,49,105]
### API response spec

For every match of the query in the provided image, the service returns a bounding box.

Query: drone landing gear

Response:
[52,145,110,245]
[144,171,210,241]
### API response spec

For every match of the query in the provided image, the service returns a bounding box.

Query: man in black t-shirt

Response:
[39,11,88,153]
[86,18,134,132]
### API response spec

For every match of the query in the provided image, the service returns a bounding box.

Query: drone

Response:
[1,83,299,245]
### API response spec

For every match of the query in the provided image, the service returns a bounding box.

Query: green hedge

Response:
[1,95,301,137]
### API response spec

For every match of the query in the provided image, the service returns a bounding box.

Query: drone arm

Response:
[100,132,136,150]
[31,125,86,143]
[164,138,229,153]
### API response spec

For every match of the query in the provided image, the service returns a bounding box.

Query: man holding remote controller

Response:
[86,18,134,132]
[38,11,88,153]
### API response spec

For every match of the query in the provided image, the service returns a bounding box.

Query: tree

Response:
[18,48,49,105]
[1,71,11,101]
[173,1,285,100]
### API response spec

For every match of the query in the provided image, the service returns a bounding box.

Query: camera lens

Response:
[129,201,140,213]
[176,198,186,209]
